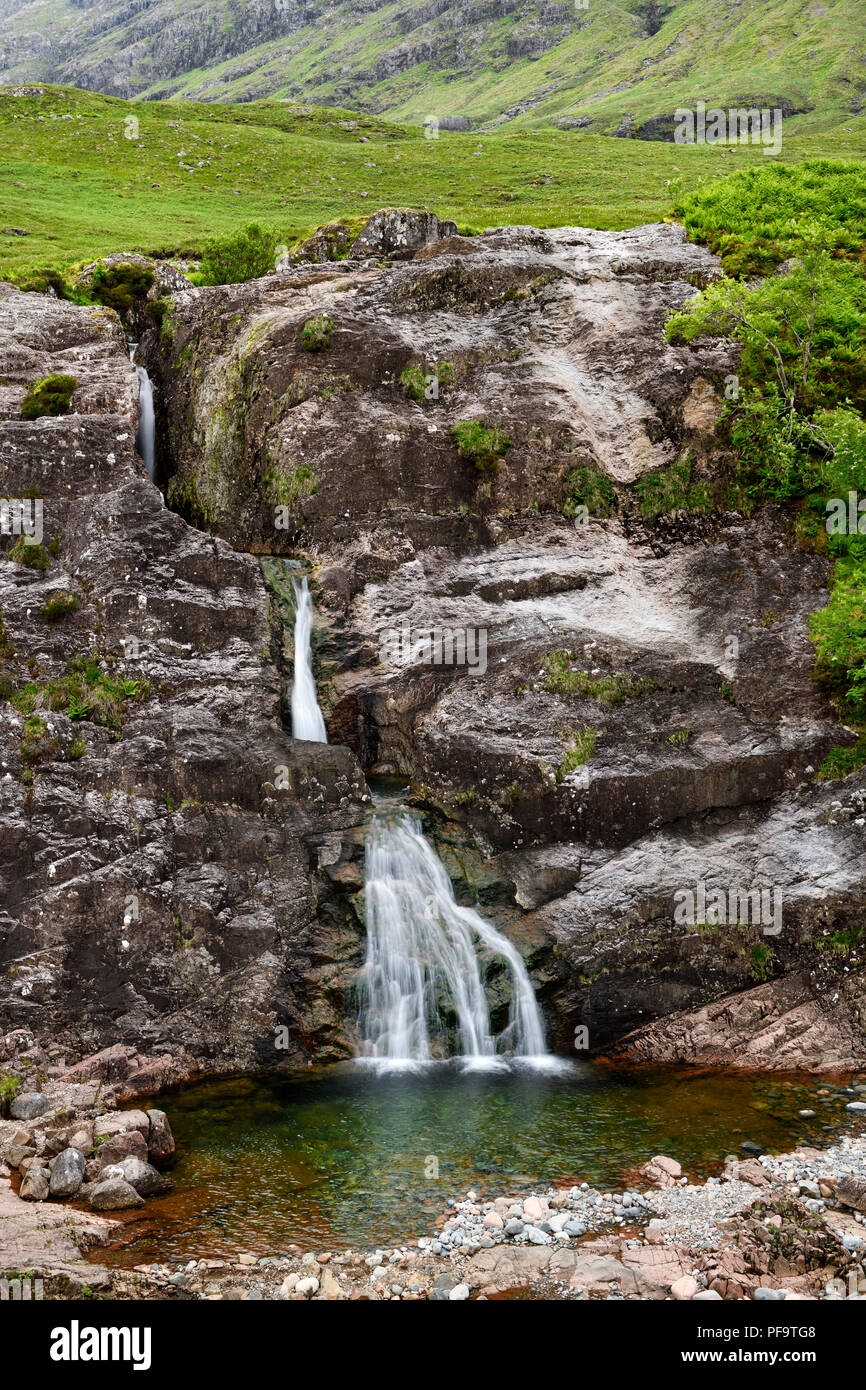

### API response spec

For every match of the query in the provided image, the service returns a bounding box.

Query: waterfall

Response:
[358,811,549,1070]
[291,576,328,742]
[130,346,156,482]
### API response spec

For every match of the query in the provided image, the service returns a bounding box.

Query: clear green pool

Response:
[99,1060,863,1265]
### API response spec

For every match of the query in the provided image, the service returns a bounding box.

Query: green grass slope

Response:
[0,83,861,279]
[1,84,864,282]
[0,0,864,135]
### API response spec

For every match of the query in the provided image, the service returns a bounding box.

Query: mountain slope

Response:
[1,0,865,133]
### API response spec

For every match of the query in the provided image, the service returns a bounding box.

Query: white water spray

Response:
[130,346,156,482]
[358,812,549,1069]
[291,576,327,742]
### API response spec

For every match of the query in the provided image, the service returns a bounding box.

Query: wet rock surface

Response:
[0,284,368,1071]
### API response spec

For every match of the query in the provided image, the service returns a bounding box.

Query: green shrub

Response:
[145,298,169,329]
[40,590,78,621]
[673,162,866,276]
[814,924,863,955]
[668,727,692,746]
[200,223,281,285]
[17,266,69,298]
[809,564,866,717]
[635,460,710,521]
[816,733,866,780]
[300,315,334,351]
[66,736,86,761]
[10,653,150,732]
[400,361,454,401]
[451,419,511,473]
[89,264,155,316]
[557,726,596,779]
[563,466,615,520]
[0,1073,21,1114]
[20,373,77,420]
[9,537,49,570]
[749,944,774,982]
[666,243,866,508]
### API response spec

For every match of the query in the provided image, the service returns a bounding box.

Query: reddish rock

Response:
[640,1155,682,1188]
[836,1175,866,1212]
[95,1131,148,1170]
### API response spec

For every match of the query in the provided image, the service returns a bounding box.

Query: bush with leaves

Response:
[199,223,281,286]
[89,264,155,316]
[672,161,866,277]
[451,419,511,473]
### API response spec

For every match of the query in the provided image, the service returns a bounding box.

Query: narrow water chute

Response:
[291,576,328,743]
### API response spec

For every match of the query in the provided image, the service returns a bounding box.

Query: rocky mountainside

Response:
[0,208,861,1073]
[1,0,863,132]
[0,208,864,1080]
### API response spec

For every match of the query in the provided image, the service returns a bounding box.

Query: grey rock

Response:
[10,1092,50,1120]
[19,1165,50,1200]
[109,1155,171,1195]
[49,1146,86,1198]
[88,1177,145,1210]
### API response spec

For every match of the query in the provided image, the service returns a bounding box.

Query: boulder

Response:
[10,1092,50,1120]
[49,1146,86,1198]
[835,1175,866,1213]
[736,1159,770,1187]
[19,1165,50,1201]
[348,208,458,261]
[103,1155,171,1196]
[89,1178,145,1211]
[93,1110,150,1141]
[146,1109,175,1166]
[95,1130,149,1170]
[641,1156,682,1187]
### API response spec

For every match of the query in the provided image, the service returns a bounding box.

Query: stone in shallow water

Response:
[89,1178,144,1211]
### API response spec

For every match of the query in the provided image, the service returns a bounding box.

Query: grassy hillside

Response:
[2,83,865,281]
[1,0,864,135]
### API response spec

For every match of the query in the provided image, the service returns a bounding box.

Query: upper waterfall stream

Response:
[291,576,328,743]
[130,346,156,482]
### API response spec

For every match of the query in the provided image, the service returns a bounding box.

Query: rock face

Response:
[154,221,733,553]
[1,215,864,1075]
[0,282,368,1072]
[137,216,866,1070]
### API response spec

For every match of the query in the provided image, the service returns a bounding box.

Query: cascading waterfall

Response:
[291,576,328,743]
[129,345,156,482]
[358,811,549,1069]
